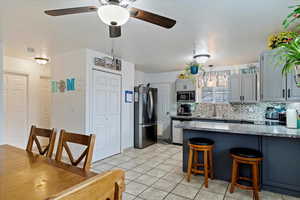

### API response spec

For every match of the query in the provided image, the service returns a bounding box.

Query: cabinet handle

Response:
[288,89,291,98]
[283,89,285,98]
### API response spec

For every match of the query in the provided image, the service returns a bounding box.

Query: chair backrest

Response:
[26,125,57,158]
[55,130,96,171]
[47,169,125,200]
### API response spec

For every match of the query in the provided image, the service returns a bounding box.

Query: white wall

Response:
[3,56,51,144]
[135,70,146,86]
[0,43,3,144]
[51,49,87,133]
[121,61,135,149]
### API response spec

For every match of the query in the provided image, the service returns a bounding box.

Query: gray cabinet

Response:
[287,71,300,101]
[229,74,241,102]
[261,49,300,102]
[260,50,286,102]
[229,74,257,103]
[175,79,195,91]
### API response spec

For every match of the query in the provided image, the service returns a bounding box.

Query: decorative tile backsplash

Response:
[194,103,287,121]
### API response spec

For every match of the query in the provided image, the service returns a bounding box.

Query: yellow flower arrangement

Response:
[268,31,299,49]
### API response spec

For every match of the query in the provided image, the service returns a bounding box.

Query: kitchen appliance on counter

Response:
[134,84,158,149]
[265,107,279,120]
[278,112,287,125]
[177,104,193,116]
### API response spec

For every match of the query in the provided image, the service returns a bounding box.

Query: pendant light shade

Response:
[97,5,130,26]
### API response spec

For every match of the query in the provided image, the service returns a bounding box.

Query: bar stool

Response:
[229,148,263,200]
[187,137,214,188]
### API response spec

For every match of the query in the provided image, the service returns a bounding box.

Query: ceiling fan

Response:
[45,0,176,38]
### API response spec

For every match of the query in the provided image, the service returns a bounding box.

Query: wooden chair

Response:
[26,125,57,158]
[47,169,125,200]
[55,130,96,171]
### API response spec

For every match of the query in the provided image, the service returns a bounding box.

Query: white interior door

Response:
[4,73,28,148]
[92,70,121,161]
[151,83,171,140]
[38,77,52,128]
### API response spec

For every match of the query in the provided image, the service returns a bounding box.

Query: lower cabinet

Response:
[262,137,300,196]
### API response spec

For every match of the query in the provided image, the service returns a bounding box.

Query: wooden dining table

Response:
[0,145,97,200]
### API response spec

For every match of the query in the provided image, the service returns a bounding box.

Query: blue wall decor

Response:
[125,90,133,103]
[51,78,76,93]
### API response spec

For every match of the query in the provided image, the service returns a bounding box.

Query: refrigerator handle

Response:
[147,90,154,119]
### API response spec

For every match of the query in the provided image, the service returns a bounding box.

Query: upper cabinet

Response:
[260,49,300,102]
[229,73,257,103]
[260,49,286,102]
[287,71,300,101]
[175,79,196,91]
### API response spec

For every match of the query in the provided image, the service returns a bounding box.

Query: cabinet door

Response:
[260,50,286,102]
[287,71,300,101]
[229,74,241,102]
[242,74,257,103]
[175,79,195,91]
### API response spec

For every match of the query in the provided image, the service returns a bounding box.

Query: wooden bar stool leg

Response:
[209,149,214,179]
[193,151,198,174]
[230,159,238,193]
[187,146,194,182]
[204,150,209,188]
[252,162,260,200]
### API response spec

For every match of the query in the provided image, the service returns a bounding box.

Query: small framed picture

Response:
[125,90,133,103]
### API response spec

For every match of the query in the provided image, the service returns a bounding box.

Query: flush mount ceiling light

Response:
[97,5,130,26]
[35,57,49,65]
[193,54,211,64]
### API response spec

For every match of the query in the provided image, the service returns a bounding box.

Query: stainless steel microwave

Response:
[177,91,196,102]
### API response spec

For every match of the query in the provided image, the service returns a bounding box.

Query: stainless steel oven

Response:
[177,91,196,102]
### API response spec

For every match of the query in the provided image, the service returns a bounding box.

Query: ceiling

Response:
[0,0,293,72]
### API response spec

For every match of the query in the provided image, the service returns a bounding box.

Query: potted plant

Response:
[283,4,300,29]
[186,61,203,75]
[278,36,300,69]
[268,31,298,49]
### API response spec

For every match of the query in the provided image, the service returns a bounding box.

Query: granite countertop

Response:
[176,121,300,138]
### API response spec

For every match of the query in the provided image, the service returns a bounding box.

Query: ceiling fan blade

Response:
[45,6,98,16]
[130,7,176,29]
[109,26,121,38]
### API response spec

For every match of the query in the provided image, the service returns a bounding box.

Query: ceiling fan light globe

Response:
[97,5,130,26]
[193,54,211,64]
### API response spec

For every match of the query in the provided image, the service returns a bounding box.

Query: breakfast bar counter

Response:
[177,121,300,197]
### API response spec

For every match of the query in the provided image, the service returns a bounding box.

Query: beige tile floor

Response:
[92,143,299,200]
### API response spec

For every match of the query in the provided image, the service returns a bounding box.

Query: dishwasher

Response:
[172,120,183,144]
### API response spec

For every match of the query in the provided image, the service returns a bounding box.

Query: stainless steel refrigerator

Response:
[134,84,158,149]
